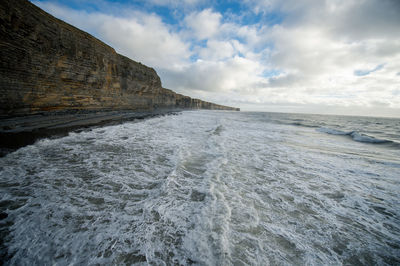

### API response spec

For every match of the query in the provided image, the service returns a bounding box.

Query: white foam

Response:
[1,111,399,264]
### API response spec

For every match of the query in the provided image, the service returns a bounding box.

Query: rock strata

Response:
[0,0,239,116]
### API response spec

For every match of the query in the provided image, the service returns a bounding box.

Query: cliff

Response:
[0,0,239,116]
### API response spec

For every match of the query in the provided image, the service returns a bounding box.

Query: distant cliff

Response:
[0,0,239,116]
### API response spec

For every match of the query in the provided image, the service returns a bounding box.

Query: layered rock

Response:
[0,0,239,116]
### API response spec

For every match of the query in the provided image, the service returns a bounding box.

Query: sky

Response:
[32,0,400,117]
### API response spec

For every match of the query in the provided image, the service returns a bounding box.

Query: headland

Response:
[0,0,239,155]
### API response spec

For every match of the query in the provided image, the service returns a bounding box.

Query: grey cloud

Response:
[369,100,390,107]
[267,73,301,88]
[328,0,400,41]
[258,0,400,41]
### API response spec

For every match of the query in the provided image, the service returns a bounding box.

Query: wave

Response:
[289,122,319,128]
[317,127,349,136]
[267,117,320,128]
[349,131,391,144]
[317,127,398,146]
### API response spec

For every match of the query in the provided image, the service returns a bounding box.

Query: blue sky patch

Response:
[354,64,385,76]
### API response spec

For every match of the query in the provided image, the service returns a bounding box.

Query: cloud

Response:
[198,40,235,60]
[98,14,191,69]
[184,9,221,40]
[148,0,206,8]
[163,56,264,92]
[244,0,400,114]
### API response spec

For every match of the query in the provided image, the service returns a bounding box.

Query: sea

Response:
[0,110,399,265]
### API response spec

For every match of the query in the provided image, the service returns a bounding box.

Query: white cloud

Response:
[198,40,235,60]
[148,0,205,7]
[184,9,221,40]
[164,56,264,93]
[239,0,400,116]
[98,14,191,69]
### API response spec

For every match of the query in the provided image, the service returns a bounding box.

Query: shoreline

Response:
[0,109,181,157]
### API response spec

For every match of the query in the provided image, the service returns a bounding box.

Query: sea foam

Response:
[1,111,399,265]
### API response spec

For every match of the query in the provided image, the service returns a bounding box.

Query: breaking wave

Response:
[317,127,398,146]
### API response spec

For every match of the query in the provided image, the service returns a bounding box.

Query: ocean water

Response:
[0,110,399,265]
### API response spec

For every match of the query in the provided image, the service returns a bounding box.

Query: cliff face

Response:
[0,0,239,116]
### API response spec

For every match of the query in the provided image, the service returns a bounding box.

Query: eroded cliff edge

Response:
[0,0,239,116]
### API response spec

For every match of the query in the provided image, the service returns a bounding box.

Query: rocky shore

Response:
[0,0,239,155]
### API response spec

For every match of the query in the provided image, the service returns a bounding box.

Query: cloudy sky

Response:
[33,0,400,117]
